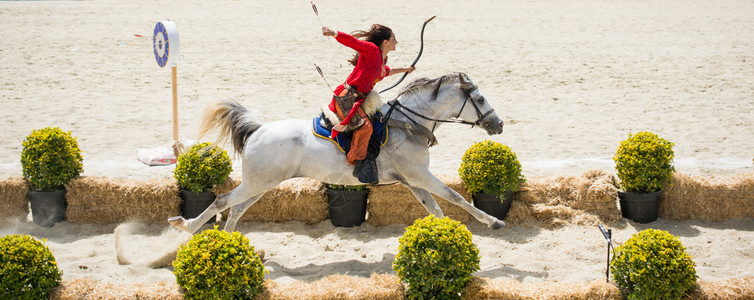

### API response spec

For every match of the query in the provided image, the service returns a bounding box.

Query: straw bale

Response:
[46,276,754,299]
[504,200,539,227]
[366,175,472,226]
[213,176,241,195]
[0,177,29,222]
[51,279,183,300]
[687,276,754,299]
[462,277,621,299]
[64,176,181,224]
[239,178,328,224]
[662,173,754,221]
[367,171,620,227]
[506,170,621,228]
[258,274,403,300]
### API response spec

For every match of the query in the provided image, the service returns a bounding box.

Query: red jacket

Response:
[328,31,390,126]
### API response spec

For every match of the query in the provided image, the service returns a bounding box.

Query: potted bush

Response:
[611,229,697,299]
[324,184,368,227]
[173,142,232,223]
[21,127,83,227]
[613,131,674,223]
[459,140,525,220]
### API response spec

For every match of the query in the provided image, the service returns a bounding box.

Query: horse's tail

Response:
[198,98,263,154]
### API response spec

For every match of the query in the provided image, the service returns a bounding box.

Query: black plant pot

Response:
[618,191,662,223]
[473,191,514,220]
[28,190,68,228]
[180,190,217,224]
[325,188,369,227]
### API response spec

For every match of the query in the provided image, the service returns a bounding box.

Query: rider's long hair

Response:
[348,24,393,66]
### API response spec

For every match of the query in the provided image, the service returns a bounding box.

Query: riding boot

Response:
[352,160,364,177]
[357,158,378,184]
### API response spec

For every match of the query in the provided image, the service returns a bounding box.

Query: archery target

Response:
[153,20,179,68]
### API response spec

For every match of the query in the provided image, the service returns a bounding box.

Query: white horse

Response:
[168,72,506,233]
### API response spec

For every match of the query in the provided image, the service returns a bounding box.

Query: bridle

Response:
[381,74,496,147]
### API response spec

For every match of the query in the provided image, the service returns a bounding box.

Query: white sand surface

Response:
[1,0,752,179]
[1,0,753,287]
[1,218,752,286]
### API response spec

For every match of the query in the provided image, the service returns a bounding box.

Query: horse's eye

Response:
[476,97,485,104]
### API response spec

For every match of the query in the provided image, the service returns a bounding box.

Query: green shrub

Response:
[0,235,63,299]
[459,140,525,197]
[21,127,83,192]
[173,227,266,299]
[393,215,480,299]
[611,229,697,299]
[613,131,675,193]
[173,142,232,193]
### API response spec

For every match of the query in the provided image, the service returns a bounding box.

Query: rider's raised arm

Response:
[333,31,380,58]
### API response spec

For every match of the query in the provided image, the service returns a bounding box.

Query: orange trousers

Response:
[334,97,373,165]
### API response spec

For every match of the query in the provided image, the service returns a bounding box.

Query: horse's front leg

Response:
[406,171,505,230]
[403,184,444,218]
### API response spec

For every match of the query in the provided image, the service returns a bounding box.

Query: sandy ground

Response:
[1,218,753,286]
[1,0,753,287]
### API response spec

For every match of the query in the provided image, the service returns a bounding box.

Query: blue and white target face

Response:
[153,20,179,68]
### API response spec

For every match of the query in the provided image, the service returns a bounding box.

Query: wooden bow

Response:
[379,16,436,94]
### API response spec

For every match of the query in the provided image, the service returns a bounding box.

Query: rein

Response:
[380,82,495,147]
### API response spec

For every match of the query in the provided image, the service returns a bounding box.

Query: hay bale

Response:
[662,173,754,221]
[508,170,620,228]
[462,277,621,299]
[213,176,241,195]
[51,279,183,300]
[239,178,328,224]
[258,274,403,300]
[65,176,181,224]
[366,175,472,226]
[688,276,754,299]
[45,276,754,300]
[0,177,29,223]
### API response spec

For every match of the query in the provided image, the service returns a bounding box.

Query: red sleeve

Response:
[335,31,380,57]
[384,65,391,77]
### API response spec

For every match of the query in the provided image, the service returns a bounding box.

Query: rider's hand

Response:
[322,27,336,37]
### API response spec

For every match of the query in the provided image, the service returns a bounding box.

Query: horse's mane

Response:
[394,73,459,101]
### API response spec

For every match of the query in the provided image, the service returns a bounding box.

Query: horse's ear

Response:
[458,72,476,91]
[458,72,470,84]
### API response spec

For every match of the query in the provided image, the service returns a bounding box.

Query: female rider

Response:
[321,24,414,183]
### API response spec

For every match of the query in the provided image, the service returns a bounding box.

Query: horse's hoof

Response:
[168,216,185,228]
[489,219,505,230]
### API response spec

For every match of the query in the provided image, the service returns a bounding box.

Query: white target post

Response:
[137,20,182,166]
[153,20,182,155]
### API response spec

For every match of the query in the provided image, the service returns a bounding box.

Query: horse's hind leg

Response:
[223,193,264,232]
[169,182,260,234]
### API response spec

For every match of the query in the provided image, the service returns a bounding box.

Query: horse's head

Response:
[454,73,504,135]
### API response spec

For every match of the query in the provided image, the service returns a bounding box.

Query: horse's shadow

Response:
[475,264,549,282]
[263,253,396,282]
[0,220,118,244]
[235,219,545,245]
[464,222,543,244]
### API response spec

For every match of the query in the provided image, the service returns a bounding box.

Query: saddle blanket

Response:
[312,111,388,153]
